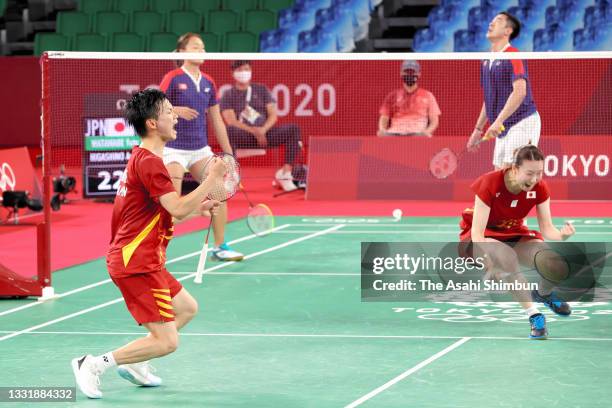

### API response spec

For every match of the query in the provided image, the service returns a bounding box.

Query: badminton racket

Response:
[239,183,275,237]
[429,125,504,179]
[194,153,241,284]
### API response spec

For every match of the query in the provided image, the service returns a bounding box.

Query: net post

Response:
[38,52,52,296]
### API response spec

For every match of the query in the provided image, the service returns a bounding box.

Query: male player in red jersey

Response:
[460,145,576,339]
[71,89,226,399]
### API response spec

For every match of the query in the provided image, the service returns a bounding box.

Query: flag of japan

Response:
[104,118,135,136]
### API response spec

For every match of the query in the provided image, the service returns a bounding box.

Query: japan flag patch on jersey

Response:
[178,83,188,90]
[527,191,536,199]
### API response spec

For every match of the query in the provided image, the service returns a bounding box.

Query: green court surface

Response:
[1,217,611,407]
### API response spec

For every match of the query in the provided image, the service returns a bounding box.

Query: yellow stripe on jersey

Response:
[156,300,173,310]
[159,310,174,319]
[151,288,170,293]
[122,213,161,267]
[152,293,172,302]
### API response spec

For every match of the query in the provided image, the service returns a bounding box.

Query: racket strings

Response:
[247,204,274,236]
[204,153,241,202]
[430,148,458,179]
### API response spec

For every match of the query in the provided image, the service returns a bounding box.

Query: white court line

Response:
[294,222,612,228]
[0,225,343,342]
[278,230,457,234]
[274,230,612,235]
[344,337,471,408]
[0,224,292,318]
[165,223,292,265]
[172,271,358,276]
[0,331,610,341]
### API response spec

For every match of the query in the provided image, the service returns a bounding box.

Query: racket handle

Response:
[194,242,208,284]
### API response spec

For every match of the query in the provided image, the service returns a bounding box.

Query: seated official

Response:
[220,60,302,192]
[378,60,441,137]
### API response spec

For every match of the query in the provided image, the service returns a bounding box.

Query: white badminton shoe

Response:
[117,361,162,387]
[71,354,103,399]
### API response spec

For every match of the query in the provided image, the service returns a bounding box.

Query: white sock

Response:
[525,306,540,317]
[93,352,117,373]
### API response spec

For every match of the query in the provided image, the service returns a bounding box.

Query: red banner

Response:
[43,57,611,170]
[306,135,612,201]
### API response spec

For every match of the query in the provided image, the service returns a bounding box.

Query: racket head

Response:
[247,203,275,237]
[534,248,570,284]
[203,153,241,202]
[429,148,458,179]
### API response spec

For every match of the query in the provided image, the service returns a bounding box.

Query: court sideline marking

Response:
[0,223,293,318]
[0,225,344,342]
[0,331,610,341]
[344,337,471,408]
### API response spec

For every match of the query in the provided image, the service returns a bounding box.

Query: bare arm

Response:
[174,106,199,120]
[424,113,439,136]
[221,108,253,133]
[536,198,576,241]
[485,79,527,140]
[377,116,390,136]
[471,195,491,242]
[495,79,526,124]
[475,102,488,131]
[467,103,488,150]
[209,104,233,154]
[172,199,219,224]
[221,108,268,147]
[261,102,277,133]
[160,160,224,220]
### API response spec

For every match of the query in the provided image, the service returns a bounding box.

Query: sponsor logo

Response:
[0,162,16,192]
[544,154,610,177]
[510,199,518,207]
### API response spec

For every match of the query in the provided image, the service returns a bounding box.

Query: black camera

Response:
[51,174,77,211]
[1,190,43,223]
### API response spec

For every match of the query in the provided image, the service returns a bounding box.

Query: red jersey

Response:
[460,169,549,241]
[107,146,176,278]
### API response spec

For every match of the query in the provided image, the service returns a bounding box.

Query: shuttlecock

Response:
[392,209,402,221]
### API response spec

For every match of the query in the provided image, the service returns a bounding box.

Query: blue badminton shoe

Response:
[529,313,548,340]
[531,290,571,316]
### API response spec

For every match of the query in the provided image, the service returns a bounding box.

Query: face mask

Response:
[234,71,252,84]
[402,75,418,86]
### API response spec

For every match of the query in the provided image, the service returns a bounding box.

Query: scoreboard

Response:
[82,92,138,198]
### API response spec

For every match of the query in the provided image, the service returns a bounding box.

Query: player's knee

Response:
[153,332,179,356]
[535,250,569,283]
[161,335,179,355]
[490,251,519,278]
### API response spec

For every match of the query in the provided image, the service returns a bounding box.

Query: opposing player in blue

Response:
[467,12,541,170]
[160,32,243,262]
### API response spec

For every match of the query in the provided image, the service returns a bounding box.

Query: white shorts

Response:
[493,112,541,168]
[162,146,214,171]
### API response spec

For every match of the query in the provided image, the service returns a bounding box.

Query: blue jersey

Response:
[160,68,218,150]
[480,46,537,136]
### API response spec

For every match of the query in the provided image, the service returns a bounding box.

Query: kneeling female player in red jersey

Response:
[460,145,576,339]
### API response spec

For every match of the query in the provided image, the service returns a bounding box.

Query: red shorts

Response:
[111,268,183,325]
[459,208,543,242]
